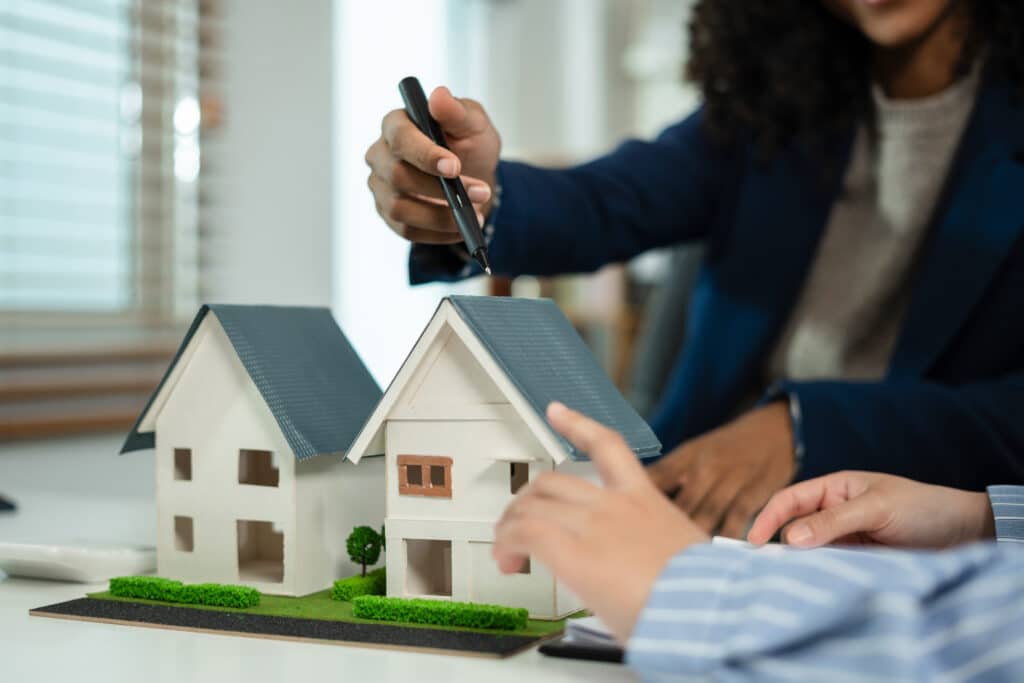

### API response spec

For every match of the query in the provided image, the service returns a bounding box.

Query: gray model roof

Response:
[447,295,662,460]
[121,304,382,460]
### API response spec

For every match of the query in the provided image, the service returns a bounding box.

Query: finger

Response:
[747,475,838,545]
[381,109,461,177]
[674,462,718,516]
[429,87,492,139]
[720,485,772,540]
[492,516,582,577]
[780,497,881,547]
[691,476,747,534]
[372,147,491,204]
[368,150,445,199]
[526,471,602,505]
[372,201,463,245]
[546,402,646,489]
[645,448,697,493]
[389,223,465,245]
[781,516,869,547]
[499,495,591,537]
[368,174,463,237]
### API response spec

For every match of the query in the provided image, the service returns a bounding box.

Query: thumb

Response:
[644,444,697,493]
[429,86,491,139]
[644,452,677,490]
[783,498,876,547]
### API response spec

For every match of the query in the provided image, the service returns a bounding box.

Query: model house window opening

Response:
[174,515,194,552]
[398,455,453,498]
[510,461,529,494]
[238,449,279,487]
[236,519,284,583]
[405,538,452,597]
[174,448,193,481]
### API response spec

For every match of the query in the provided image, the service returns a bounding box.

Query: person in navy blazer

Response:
[365,0,1024,537]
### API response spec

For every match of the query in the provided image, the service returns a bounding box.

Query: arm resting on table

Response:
[629,539,1024,680]
[768,374,1024,490]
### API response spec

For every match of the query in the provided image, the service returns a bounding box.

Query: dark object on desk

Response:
[30,598,553,658]
[539,636,625,664]
[399,76,492,275]
[0,495,15,512]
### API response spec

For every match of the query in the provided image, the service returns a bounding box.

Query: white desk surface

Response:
[0,434,634,683]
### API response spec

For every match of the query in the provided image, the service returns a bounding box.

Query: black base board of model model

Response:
[29,598,553,658]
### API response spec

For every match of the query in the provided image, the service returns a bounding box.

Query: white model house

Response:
[121,304,384,597]
[346,295,661,619]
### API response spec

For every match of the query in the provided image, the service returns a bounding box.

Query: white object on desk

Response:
[712,534,788,552]
[565,616,618,648]
[0,540,155,583]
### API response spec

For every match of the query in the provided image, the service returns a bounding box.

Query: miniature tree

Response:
[347,526,382,577]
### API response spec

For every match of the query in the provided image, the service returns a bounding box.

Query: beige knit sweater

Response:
[767,65,982,382]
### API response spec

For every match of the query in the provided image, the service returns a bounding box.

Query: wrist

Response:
[760,384,805,479]
[764,399,798,480]
[961,490,996,542]
[975,491,997,539]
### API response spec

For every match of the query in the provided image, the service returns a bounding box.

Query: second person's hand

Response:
[493,402,709,644]
[747,470,996,549]
[645,402,796,538]
[365,85,501,245]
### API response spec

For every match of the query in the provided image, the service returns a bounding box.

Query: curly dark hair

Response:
[686,1,1024,156]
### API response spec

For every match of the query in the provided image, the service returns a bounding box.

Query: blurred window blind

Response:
[0,0,211,329]
[0,0,221,439]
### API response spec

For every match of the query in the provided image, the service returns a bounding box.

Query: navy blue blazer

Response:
[410,72,1024,490]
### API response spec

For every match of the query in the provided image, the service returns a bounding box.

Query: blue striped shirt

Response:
[628,486,1024,682]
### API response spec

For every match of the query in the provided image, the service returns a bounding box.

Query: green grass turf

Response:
[87,589,579,637]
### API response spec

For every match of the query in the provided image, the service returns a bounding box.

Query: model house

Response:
[346,295,661,619]
[121,304,385,597]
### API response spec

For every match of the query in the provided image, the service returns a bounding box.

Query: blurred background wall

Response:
[0,0,698,442]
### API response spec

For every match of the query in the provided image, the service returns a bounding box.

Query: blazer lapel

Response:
[890,75,1024,378]
[655,133,856,443]
[700,134,854,403]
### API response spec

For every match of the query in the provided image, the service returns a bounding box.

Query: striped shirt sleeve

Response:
[628,541,1024,682]
[988,485,1024,543]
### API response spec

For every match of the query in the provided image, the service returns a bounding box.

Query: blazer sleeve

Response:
[409,106,739,284]
[773,372,1024,491]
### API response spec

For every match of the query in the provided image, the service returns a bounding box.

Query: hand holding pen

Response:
[364,80,501,272]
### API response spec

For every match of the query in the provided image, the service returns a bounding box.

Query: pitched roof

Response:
[121,304,382,460]
[447,295,661,460]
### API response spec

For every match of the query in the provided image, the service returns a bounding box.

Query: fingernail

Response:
[437,157,458,177]
[788,524,812,545]
[547,401,567,416]
[467,184,490,202]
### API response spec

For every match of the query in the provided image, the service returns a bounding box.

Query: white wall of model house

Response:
[148,314,383,597]
[351,302,595,619]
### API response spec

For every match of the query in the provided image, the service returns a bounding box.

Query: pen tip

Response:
[473,248,492,276]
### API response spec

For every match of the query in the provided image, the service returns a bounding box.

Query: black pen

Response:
[399,76,492,275]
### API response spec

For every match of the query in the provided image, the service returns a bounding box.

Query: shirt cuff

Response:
[626,543,749,676]
[987,485,1024,543]
[761,382,806,479]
